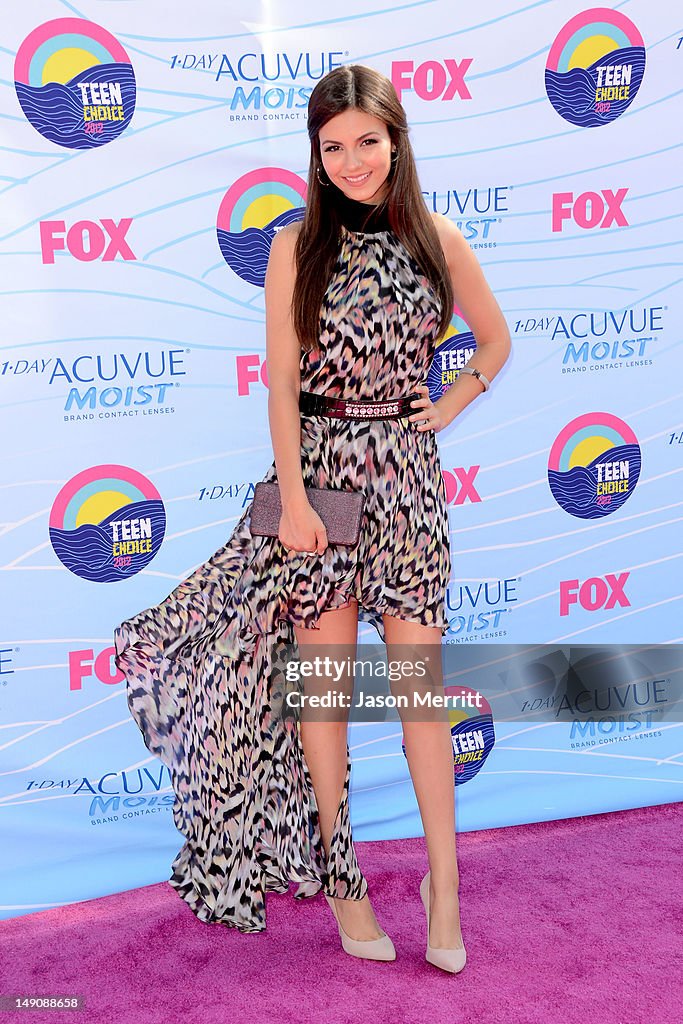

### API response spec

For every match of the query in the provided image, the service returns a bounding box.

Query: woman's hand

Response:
[278,497,328,555]
[408,384,449,433]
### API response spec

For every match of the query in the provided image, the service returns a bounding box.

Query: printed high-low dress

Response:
[113,190,451,933]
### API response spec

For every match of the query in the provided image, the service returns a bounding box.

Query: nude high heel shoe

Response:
[324,893,396,961]
[420,871,467,974]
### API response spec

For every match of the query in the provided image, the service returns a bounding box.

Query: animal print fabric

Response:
[113,221,451,933]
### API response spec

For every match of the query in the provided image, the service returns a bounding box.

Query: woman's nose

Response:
[343,150,364,171]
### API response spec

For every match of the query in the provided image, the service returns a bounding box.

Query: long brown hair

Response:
[292,63,454,352]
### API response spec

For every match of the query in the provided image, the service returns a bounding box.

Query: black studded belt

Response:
[299,389,422,420]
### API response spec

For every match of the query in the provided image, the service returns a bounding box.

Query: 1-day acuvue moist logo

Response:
[548,412,641,519]
[14,18,136,147]
[545,8,645,127]
[49,465,165,582]
[217,168,307,287]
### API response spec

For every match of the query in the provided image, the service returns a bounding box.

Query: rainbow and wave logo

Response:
[545,8,645,127]
[14,18,136,148]
[426,306,477,403]
[402,686,495,786]
[49,465,165,582]
[548,412,641,520]
[217,168,307,287]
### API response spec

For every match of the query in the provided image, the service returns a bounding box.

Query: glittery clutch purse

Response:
[250,482,365,547]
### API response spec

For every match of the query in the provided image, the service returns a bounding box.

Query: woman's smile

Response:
[342,170,373,187]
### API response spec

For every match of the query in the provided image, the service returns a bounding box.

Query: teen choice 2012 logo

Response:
[49,465,165,582]
[426,306,477,404]
[14,18,136,148]
[545,8,645,127]
[548,412,641,520]
[402,686,495,786]
[217,168,307,287]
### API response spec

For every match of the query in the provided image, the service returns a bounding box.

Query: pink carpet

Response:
[1,802,680,1024]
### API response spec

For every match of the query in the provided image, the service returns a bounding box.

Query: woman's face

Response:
[318,107,393,205]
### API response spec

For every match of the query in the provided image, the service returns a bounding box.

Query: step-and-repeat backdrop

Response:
[1,1,681,920]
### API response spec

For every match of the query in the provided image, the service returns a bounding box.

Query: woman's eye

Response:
[323,139,378,153]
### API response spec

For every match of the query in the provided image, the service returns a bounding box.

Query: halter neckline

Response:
[332,186,391,234]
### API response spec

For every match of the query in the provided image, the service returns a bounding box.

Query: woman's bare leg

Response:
[382,612,463,949]
[294,598,384,940]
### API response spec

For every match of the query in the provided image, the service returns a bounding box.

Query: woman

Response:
[114,63,510,974]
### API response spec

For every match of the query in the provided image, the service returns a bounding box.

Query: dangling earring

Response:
[391,148,398,162]
[316,165,329,186]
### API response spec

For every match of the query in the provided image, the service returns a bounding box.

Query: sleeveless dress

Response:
[113,189,451,933]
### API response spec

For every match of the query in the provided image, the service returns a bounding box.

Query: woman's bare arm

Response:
[431,213,511,427]
[264,222,308,510]
[264,222,328,553]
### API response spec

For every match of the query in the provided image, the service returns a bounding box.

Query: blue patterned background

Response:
[1,0,681,920]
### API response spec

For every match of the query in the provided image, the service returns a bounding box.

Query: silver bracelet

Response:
[459,365,491,392]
